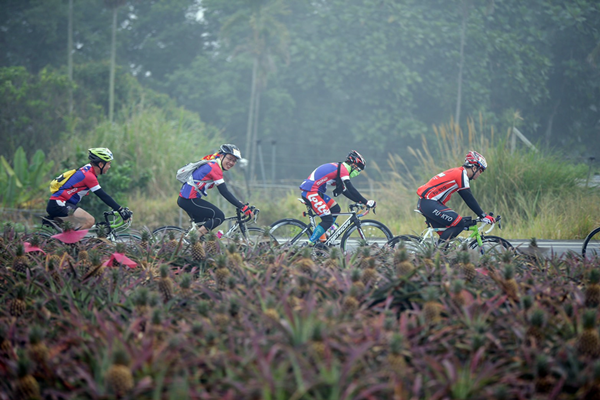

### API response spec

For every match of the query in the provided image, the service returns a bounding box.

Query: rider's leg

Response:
[418,199,463,242]
[70,208,95,229]
[177,197,224,238]
[304,192,337,243]
[47,200,94,229]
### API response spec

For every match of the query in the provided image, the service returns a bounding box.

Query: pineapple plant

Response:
[361,257,378,286]
[422,287,443,325]
[158,264,174,303]
[526,308,546,344]
[350,269,365,292]
[342,285,360,313]
[501,263,519,301]
[189,230,205,262]
[14,351,40,400]
[178,273,193,299]
[226,243,243,268]
[394,247,414,276]
[12,243,29,274]
[46,253,62,282]
[387,333,406,373]
[204,230,220,256]
[577,309,600,357]
[214,255,231,290]
[77,248,90,274]
[357,246,373,269]
[450,279,466,308]
[323,247,341,269]
[295,248,315,276]
[534,354,554,394]
[456,250,476,282]
[27,326,49,370]
[309,322,327,359]
[585,268,600,308]
[0,324,13,359]
[112,242,126,267]
[213,304,230,329]
[83,250,105,279]
[10,283,27,317]
[140,229,151,249]
[105,347,134,396]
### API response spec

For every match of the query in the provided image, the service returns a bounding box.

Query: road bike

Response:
[31,209,140,247]
[152,207,275,249]
[387,210,513,254]
[582,226,600,258]
[268,199,393,252]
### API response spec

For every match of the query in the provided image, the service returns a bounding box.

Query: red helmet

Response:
[464,151,487,171]
[346,150,366,170]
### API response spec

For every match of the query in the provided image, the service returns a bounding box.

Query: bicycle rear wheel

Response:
[152,226,189,246]
[469,235,514,254]
[231,226,276,251]
[269,219,312,247]
[583,227,600,259]
[387,235,422,253]
[340,220,394,252]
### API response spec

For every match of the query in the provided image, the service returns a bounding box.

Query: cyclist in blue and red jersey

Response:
[177,144,254,239]
[417,150,495,240]
[47,148,132,229]
[300,150,376,245]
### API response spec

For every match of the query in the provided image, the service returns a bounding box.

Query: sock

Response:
[309,225,326,243]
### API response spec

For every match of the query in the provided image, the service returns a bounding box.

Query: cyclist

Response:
[299,150,377,245]
[47,148,132,229]
[177,144,254,239]
[417,150,495,240]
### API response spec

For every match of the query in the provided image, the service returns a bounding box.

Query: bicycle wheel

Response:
[469,235,514,254]
[269,219,312,247]
[340,220,394,252]
[583,227,600,259]
[152,226,189,245]
[387,235,422,253]
[233,226,276,251]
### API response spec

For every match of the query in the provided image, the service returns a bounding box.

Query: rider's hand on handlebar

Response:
[481,214,495,225]
[365,200,376,209]
[118,207,133,221]
[240,204,254,218]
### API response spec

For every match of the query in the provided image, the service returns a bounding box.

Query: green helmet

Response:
[88,148,114,164]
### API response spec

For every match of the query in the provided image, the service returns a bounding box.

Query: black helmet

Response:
[346,150,366,170]
[219,144,242,160]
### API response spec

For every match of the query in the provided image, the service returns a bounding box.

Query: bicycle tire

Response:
[340,220,394,252]
[231,226,276,250]
[269,219,312,247]
[387,235,422,253]
[469,235,514,254]
[583,227,600,258]
[152,226,189,245]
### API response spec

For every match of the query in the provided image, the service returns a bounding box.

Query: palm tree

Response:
[220,0,290,182]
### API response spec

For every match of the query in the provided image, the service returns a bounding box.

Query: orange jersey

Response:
[417,167,470,204]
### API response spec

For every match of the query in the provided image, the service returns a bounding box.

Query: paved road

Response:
[506,239,583,257]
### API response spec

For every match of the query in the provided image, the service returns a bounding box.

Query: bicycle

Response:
[582,226,600,258]
[152,206,275,249]
[32,209,140,247]
[268,199,394,252]
[387,210,513,254]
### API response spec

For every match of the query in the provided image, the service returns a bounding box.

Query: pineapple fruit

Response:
[214,255,231,290]
[204,230,220,256]
[12,243,29,274]
[456,250,476,282]
[189,230,206,262]
[158,264,174,303]
[27,325,49,370]
[14,352,41,400]
[534,354,554,394]
[422,286,443,324]
[361,257,378,286]
[585,268,600,308]
[577,309,600,357]
[387,333,406,373]
[526,308,546,344]
[10,283,27,318]
[295,248,316,276]
[501,263,519,301]
[394,247,415,276]
[105,347,134,396]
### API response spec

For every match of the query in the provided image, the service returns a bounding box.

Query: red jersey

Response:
[179,160,225,199]
[49,164,100,205]
[417,167,470,204]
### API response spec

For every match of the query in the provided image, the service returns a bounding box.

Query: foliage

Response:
[0,147,54,209]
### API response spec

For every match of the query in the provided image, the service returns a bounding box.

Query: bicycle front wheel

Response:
[340,220,394,252]
[269,219,312,247]
[387,235,422,253]
[152,226,189,246]
[469,235,514,254]
[583,227,600,258]
[234,226,276,250]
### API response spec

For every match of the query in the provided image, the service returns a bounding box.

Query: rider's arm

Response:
[458,188,485,218]
[93,188,121,211]
[217,182,245,209]
[341,180,368,204]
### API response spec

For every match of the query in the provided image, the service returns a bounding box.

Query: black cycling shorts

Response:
[46,200,78,218]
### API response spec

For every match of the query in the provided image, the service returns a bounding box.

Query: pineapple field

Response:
[1,222,600,400]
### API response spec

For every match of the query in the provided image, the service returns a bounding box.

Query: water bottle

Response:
[217,230,224,239]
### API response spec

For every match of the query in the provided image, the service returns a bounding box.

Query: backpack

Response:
[49,169,77,194]
[175,160,210,187]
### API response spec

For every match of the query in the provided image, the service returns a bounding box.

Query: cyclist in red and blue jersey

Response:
[47,148,132,229]
[300,150,376,245]
[177,144,254,239]
[417,150,495,240]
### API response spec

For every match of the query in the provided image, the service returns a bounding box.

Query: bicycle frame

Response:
[415,212,498,248]
[40,210,131,240]
[180,208,260,243]
[302,201,371,246]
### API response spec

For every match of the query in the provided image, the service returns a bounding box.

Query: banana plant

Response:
[0,146,54,208]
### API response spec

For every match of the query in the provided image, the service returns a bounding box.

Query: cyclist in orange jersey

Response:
[416,151,495,240]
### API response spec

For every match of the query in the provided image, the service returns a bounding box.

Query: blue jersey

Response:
[299,163,350,193]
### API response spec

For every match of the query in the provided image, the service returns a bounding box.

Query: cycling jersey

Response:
[49,164,101,205]
[299,162,350,193]
[417,166,470,204]
[179,160,225,199]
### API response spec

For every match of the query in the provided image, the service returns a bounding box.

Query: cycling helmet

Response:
[464,150,487,171]
[346,150,366,170]
[219,144,242,160]
[88,148,114,164]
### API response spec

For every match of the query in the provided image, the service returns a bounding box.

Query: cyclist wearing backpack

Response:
[177,144,254,238]
[417,150,495,240]
[47,148,132,229]
[299,150,377,245]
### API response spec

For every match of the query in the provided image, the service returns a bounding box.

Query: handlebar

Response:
[101,210,133,232]
[348,203,376,216]
[236,206,259,224]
